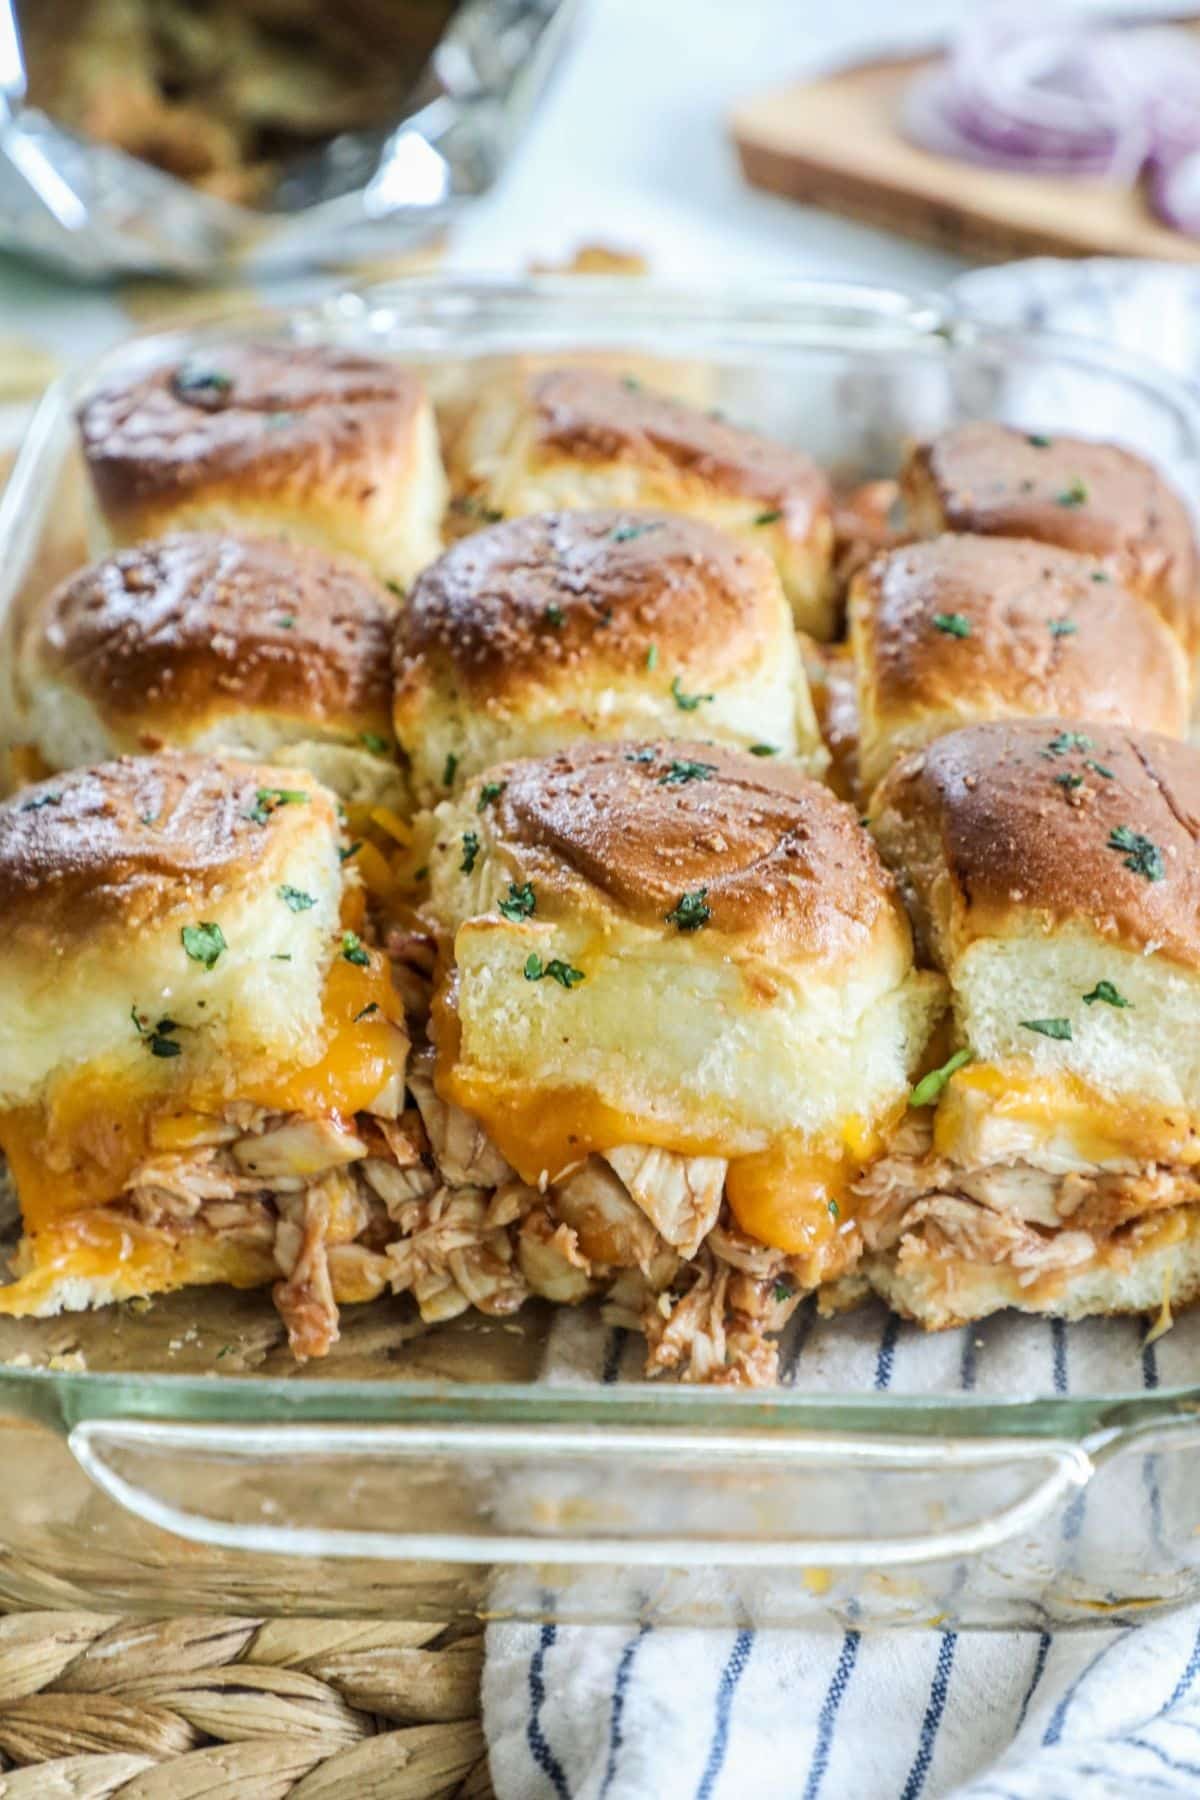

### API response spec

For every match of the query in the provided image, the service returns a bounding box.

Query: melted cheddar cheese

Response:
[0,946,406,1243]
[440,1028,892,1259]
[936,1064,1200,1169]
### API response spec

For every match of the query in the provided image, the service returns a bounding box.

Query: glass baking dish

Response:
[3,276,1200,1631]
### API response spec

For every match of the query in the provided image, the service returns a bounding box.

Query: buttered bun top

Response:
[16,534,403,811]
[850,534,1190,794]
[451,367,837,636]
[871,720,1200,1122]
[0,754,357,1110]
[393,509,824,802]
[426,740,945,1248]
[903,423,1200,660]
[77,342,448,589]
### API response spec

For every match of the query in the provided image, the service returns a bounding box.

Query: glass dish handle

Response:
[68,1419,1093,1568]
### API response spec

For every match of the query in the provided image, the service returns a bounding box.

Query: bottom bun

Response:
[864,1209,1200,1331]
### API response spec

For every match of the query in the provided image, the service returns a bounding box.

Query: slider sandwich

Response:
[392,508,826,805]
[0,753,423,1357]
[420,740,944,1382]
[849,533,1189,796]
[13,532,405,813]
[451,366,837,635]
[902,423,1200,672]
[864,720,1200,1329]
[77,342,448,589]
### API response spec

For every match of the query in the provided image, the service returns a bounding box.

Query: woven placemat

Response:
[0,1613,491,1797]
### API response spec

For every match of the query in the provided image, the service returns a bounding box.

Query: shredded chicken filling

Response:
[853,1114,1200,1289]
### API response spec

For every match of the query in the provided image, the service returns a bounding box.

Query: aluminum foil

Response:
[0,0,579,280]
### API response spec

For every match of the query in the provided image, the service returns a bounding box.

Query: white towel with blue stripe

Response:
[482,260,1200,1800]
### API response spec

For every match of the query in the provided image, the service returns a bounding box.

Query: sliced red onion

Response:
[902,6,1200,209]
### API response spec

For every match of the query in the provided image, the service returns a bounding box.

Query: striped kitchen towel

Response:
[483,259,1200,1800]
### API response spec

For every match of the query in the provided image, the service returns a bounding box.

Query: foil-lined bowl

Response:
[0,0,579,279]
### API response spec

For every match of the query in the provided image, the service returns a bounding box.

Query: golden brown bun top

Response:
[396,509,783,700]
[872,719,1200,970]
[488,738,904,961]
[856,533,1188,735]
[905,423,1200,649]
[527,368,831,532]
[0,753,335,954]
[78,342,425,512]
[32,532,395,739]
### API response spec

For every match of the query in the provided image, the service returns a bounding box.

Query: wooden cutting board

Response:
[731,47,1200,264]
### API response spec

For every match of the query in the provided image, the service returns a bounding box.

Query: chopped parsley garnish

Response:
[909,1046,972,1109]
[773,1279,793,1303]
[665,887,711,932]
[749,743,778,757]
[611,522,659,543]
[625,748,657,764]
[1054,772,1084,793]
[360,732,390,755]
[412,866,428,882]
[149,1032,183,1059]
[276,614,295,629]
[658,758,717,786]
[645,645,658,671]
[460,830,481,874]
[174,363,232,399]
[544,602,566,627]
[442,752,459,788]
[247,786,309,824]
[1048,619,1077,637]
[1044,731,1093,757]
[339,841,362,862]
[263,411,293,430]
[524,953,585,989]
[754,508,782,526]
[828,1199,840,1220]
[499,881,536,921]
[181,922,226,970]
[1085,759,1115,780]
[1027,433,1052,448]
[1057,478,1089,508]
[932,611,971,638]
[621,375,641,391]
[271,953,292,961]
[20,791,61,811]
[140,812,159,826]
[671,675,713,712]
[1083,980,1131,1008]
[454,496,503,524]
[341,931,370,967]
[1090,570,1110,583]
[279,885,315,912]
[353,1002,380,1022]
[386,580,406,600]
[1108,824,1165,881]
[477,780,506,811]
[1021,1017,1073,1041]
